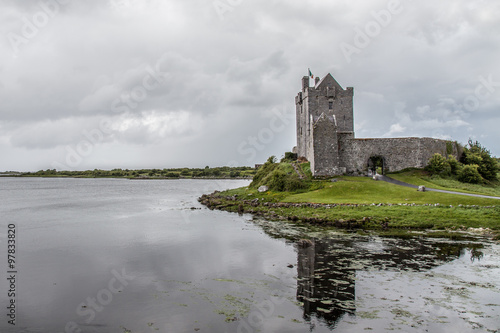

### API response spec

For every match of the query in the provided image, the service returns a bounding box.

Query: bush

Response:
[284,175,309,191]
[262,168,308,192]
[447,155,462,176]
[266,169,288,191]
[250,158,279,188]
[477,153,498,181]
[229,171,240,178]
[421,140,496,184]
[457,164,482,184]
[425,153,451,176]
[464,152,482,166]
[281,152,298,162]
[250,156,309,192]
[165,172,180,178]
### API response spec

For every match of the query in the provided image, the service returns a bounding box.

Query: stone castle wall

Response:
[338,136,459,175]
[311,114,345,176]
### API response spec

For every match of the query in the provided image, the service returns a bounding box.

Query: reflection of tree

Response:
[295,237,480,328]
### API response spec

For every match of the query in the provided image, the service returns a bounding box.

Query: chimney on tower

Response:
[302,76,309,91]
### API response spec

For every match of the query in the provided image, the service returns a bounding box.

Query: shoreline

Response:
[198,190,500,240]
[0,175,252,180]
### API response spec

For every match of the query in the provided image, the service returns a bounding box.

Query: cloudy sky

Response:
[1,0,499,171]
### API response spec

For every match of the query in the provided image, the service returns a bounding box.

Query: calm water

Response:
[0,178,499,333]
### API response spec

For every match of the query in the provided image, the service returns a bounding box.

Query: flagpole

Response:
[308,68,314,87]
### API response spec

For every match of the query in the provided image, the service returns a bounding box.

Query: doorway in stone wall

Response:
[367,156,385,175]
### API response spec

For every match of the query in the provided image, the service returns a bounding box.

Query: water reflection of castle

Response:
[296,237,481,328]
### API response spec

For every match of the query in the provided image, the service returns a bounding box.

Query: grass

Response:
[388,169,500,197]
[204,170,500,235]
[204,190,500,231]
[284,177,499,206]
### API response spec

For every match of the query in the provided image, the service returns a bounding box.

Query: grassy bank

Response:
[199,162,500,239]
[285,176,500,205]
[389,169,500,197]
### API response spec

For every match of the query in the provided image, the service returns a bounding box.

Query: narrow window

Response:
[328,101,333,109]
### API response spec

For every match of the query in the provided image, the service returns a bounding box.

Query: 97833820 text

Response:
[6,224,17,326]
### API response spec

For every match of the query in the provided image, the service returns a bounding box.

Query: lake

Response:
[0,178,499,332]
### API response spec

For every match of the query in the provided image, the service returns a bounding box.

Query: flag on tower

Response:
[308,68,314,79]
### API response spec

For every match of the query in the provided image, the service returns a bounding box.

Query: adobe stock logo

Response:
[58,268,135,333]
[340,0,404,64]
[463,74,500,111]
[7,0,72,57]
[236,293,287,333]
[213,0,244,21]
[51,53,170,171]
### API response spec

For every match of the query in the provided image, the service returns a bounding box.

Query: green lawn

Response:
[388,170,500,197]
[213,171,500,233]
[283,176,499,206]
[208,187,500,231]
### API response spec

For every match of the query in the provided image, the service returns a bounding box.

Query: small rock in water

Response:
[287,264,294,268]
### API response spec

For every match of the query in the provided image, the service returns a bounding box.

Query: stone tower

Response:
[295,74,354,176]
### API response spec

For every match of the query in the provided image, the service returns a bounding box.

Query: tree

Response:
[267,155,277,164]
[457,164,482,184]
[447,155,461,176]
[425,153,451,176]
[462,140,498,181]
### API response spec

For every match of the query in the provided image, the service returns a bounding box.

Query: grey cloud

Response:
[1,0,500,171]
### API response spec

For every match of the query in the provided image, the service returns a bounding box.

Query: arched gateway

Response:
[367,156,385,176]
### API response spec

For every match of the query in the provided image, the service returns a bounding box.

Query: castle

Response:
[294,74,459,176]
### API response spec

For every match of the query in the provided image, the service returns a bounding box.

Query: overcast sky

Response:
[1,0,499,171]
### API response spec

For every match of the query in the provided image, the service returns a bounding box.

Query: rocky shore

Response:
[200,191,392,229]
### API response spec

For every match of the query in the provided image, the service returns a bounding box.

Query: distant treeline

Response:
[15,166,256,179]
